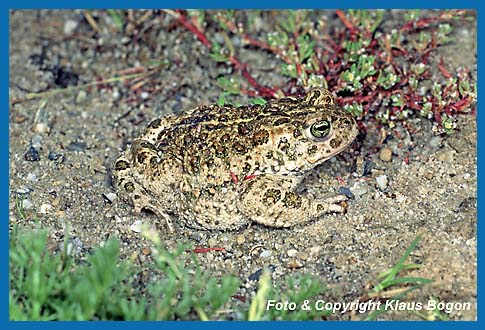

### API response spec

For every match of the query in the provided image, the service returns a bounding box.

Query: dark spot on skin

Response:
[157,131,165,142]
[253,129,269,145]
[316,204,326,212]
[307,145,318,155]
[137,152,149,164]
[186,155,200,171]
[218,115,228,122]
[157,140,169,150]
[340,118,351,129]
[134,194,141,200]
[265,106,281,113]
[180,117,194,125]
[200,114,212,122]
[148,118,162,129]
[330,138,341,148]
[220,133,231,143]
[138,141,156,150]
[150,157,158,167]
[184,135,193,146]
[124,182,135,193]
[278,137,290,151]
[306,89,334,106]
[238,124,250,135]
[233,141,247,154]
[306,89,321,104]
[206,157,215,167]
[215,145,227,158]
[293,128,302,138]
[243,162,251,172]
[273,117,290,126]
[282,191,302,208]
[263,188,281,205]
[115,159,130,171]
[277,97,299,105]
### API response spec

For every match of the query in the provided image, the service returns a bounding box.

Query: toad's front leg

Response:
[237,175,347,228]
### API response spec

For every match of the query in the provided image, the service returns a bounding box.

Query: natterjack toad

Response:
[114,88,358,230]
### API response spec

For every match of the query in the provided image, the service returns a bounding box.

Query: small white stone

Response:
[104,192,117,203]
[350,181,368,196]
[26,173,37,182]
[287,249,298,257]
[40,203,53,214]
[76,90,87,104]
[130,220,144,233]
[376,175,388,190]
[260,250,272,258]
[21,199,33,210]
[112,88,121,100]
[64,19,78,35]
[16,186,31,194]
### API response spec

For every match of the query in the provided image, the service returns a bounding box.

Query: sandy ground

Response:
[9,10,476,320]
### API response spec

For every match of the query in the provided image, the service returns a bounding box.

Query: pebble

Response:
[287,259,304,269]
[31,135,43,148]
[437,150,455,163]
[64,238,83,256]
[236,235,245,244]
[376,175,388,190]
[429,136,442,148]
[248,265,276,281]
[21,199,33,210]
[260,250,272,258]
[103,192,117,203]
[208,238,218,247]
[16,186,31,195]
[112,88,121,100]
[33,123,50,134]
[287,249,298,257]
[24,145,40,161]
[48,151,64,161]
[76,90,87,104]
[40,203,53,214]
[33,108,50,134]
[379,147,393,162]
[424,171,434,180]
[350,181,368,197]
[63,19,79,34]
[26,173,37,182]
[67,141,87,151]
[13,114,28,124]
[338,186,354,199]
[130,220,143,233]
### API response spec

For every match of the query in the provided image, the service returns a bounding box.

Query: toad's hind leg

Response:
[237,175,347,228]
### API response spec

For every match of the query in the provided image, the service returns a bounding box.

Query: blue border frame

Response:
[3,0,481,328]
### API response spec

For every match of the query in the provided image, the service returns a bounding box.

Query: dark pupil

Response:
[311,121,330,138]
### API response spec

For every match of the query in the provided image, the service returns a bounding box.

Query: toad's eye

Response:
[310,120,330,138]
